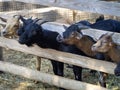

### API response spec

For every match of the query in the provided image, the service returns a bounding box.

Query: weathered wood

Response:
[0,37,116,74]
[0,7,60,17]
[0,61,109,90]
[36,56,41,71]
[0,0,120,16]
[0,47,3,61]
[0,47,3,73]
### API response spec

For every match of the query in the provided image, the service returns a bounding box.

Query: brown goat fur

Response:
[92,33,120,63]
[63,31,96,57]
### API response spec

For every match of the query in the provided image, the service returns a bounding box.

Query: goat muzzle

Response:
[56,34,64,43]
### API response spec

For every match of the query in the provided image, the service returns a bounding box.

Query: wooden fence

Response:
[0,0,120,90]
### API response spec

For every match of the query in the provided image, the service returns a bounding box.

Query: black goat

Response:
[17,17,89,90]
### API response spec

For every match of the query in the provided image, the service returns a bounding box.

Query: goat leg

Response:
[0,47,4,74]
[98,72,107,87]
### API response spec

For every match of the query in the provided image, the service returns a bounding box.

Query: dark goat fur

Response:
[90,19,120,32]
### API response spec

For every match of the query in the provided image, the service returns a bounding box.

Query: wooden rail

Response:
[0,37,116,74]
[0,61,108,90]
[0,0,120,16]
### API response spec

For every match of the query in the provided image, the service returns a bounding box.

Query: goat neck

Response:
[75,35,96,57]
[106,44,120,63]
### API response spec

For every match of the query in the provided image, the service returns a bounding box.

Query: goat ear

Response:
[63,25,68,30]
[74,31,83,40]
[0,17,7,22]
[19,15,27,24]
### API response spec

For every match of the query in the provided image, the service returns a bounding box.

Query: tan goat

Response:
[0,15,20,38]
[92,33,120,76]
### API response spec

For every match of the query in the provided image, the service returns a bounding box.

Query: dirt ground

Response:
[0,48,120,90]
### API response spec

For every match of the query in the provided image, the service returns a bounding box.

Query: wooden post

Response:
[0,47,3,73]
[36,56,41,71]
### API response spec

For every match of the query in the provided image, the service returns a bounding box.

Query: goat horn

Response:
[39,20,48,25]
[33,18,44,24]
[19,15,27,24]
[0,17,7,22]
[33,18,40,23]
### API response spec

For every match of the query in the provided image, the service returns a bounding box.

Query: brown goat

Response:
[92,33,120,76]
[92,33,120,63]
[0,15,20,38]
[61,31,107,87]
[63,31,96,57]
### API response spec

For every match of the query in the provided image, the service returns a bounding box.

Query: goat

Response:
[57,24,107,87]
[17,17,90,90]
[89,19,120,33]
[92,33,120,76]
[56,15,111,87]
[0,15,21,38]
[0,15,43,77]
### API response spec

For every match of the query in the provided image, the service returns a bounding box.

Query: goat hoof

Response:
[114,69,120,76]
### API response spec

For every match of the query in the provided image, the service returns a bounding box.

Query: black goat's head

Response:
[57,22,89,43]
[18,18,46,46]
[17,16,34,36]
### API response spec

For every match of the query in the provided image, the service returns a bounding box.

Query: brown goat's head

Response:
[63,31,83,45]
[0,15,20,37]
[92,33,114,53]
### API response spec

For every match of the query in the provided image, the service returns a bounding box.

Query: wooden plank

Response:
[0,0,120,16]
[0,37,116,74]
[0,7,60,17]
[0,61,109,90]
